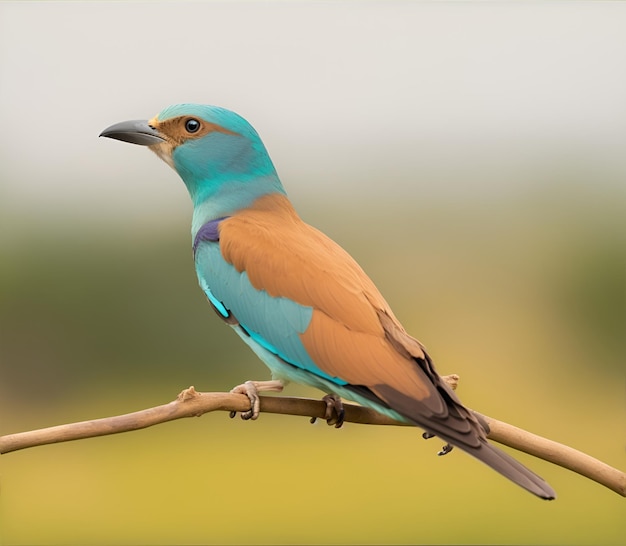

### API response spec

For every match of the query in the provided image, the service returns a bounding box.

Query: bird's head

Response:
[100,104,284,211]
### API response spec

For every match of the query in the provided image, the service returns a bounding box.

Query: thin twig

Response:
[1,385,624,497]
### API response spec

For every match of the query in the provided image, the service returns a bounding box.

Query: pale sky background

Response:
[0,1,625,232]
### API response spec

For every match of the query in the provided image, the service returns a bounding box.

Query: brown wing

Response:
[219,193,556,499]
[219,193,484,447]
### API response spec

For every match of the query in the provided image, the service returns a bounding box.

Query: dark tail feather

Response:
[358,378,556,498]
[463,441,556,500]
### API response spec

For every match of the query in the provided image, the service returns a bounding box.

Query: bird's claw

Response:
[230,380,260,420]
[310,394,345,428]
[423,431,453,456]
[228,379,284,420]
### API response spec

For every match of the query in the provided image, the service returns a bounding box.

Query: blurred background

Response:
[0,1,624,544]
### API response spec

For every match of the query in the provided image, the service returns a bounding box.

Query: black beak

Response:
[99,120,165,146]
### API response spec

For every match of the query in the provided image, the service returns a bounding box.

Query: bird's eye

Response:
[185,118,201,133]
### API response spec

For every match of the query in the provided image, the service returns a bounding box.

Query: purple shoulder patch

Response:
[193,217,229,254]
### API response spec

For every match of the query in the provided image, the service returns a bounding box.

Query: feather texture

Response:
[215,194,478,436]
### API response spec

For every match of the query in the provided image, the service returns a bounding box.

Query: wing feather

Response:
[219,194,466,423]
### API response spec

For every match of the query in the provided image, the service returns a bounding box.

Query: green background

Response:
[1,2,624,544]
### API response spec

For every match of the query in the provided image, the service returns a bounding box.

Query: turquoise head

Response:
[100,104,285,224]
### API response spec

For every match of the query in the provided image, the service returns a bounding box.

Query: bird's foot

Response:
[422,431,454,456]
[229,380,284,420]
[310,394,345,428]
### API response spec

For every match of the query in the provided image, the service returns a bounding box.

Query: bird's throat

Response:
[148,141,176,170]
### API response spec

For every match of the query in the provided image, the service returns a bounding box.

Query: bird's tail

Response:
[409,392,556,499]
[408,404,556,498]
[460,439,556,499]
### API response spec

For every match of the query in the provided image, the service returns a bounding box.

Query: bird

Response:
[100,104,556,500]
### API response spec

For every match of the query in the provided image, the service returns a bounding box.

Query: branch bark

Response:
[1,385,624,497]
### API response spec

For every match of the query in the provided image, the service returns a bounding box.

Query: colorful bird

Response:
[100,104,555,499]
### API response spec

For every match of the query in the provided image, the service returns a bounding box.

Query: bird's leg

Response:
[229,380,284,420]
[422,431,454,456]
[324,394,346,428]
[310,394,345,428]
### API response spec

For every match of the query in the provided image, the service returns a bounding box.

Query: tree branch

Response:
[1,384,624,497]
